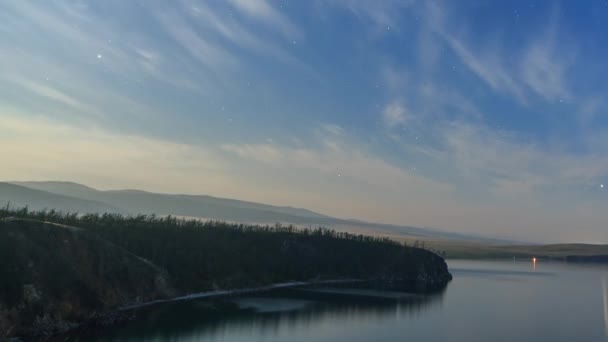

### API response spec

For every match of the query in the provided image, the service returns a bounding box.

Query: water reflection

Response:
[450,267,554,281]
[603,275,608,340]
[55,261,608,342]
[63,288,445,341]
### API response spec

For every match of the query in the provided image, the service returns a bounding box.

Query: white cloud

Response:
[12,79,93,114]
[423,2,527,103]
[2,0,607,242]
[217,135,606,242]
[221,143,283,164]
[337,1,576,106]
[3,111,608,242]
[0,114,228,194]
[321,0,415,31]
[154,8,238,71]
[0,2,211,123]
[411,119,608,196]
[521,37,572,102]
[319,123,345,136]
[183,0,308,70]
[380,65,409,92]
[383,101,409,127]
[221,139,452,201]
[226,0,301,38]
[0,113,455,229]
[425,2,573,105]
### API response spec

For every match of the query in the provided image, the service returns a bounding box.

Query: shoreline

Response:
[20,279,367,340]
[119,278,366,311]
[15,275,453,339]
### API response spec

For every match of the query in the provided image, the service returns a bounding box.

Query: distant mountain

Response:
[12,181,329,220]
[0,182,122,214]
[6,181,503,243]
[10,181,101,200]
[10,181,332,223]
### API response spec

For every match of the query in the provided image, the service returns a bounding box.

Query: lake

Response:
[63,260,608,341]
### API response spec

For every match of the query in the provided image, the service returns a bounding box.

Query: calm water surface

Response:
[65,260,608,341]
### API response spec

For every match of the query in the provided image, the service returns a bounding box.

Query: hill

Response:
[0,208,452,338]
[8,181,494,243]
[14,181,606,260]
[0,183,122,214]
[11,181,330,222]
[0,217,172,338]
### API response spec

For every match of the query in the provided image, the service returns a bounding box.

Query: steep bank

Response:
[0,209,452,338]
[0,218,173,338]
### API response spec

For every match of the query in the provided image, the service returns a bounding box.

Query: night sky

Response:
[2,0,608,242]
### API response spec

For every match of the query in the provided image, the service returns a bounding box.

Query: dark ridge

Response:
[0,207,451,338]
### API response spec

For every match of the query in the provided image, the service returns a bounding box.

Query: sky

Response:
[1,0,608,243]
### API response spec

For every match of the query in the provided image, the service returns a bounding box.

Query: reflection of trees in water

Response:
[70,287,446,341]
[239,288,446,335]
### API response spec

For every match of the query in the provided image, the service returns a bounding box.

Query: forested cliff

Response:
[0,207,451,338]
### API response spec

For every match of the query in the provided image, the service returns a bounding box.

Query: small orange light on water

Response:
[533,257,537,262]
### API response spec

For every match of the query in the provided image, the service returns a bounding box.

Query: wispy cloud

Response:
[11,78,93,114]
[183,0,308,70]
[321,0,415,31]
[0,0,313,136]
[425,2,574,104]
[401,119,608,196]
[221,143,283,164]
[327,1,575,105]
[153,4,238,72]
[0,114,227,193]
[1,113,454,228]
[221,141,456,224]
[383,101,409,127]
[319,123,345,136]
[520,32,573,102]
[423,2,528,102]
[2,0,607,242]
[360,1,601,194]
[226,0,301,39]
